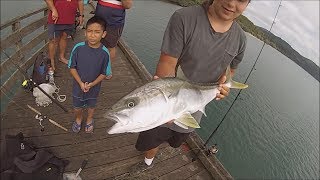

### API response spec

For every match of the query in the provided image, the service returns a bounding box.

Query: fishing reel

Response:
[191,144,219,162]
[205,144,219,156]
[35,114,47,132]
[22,79,33,92]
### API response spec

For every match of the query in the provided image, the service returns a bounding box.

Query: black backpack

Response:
[32,52,50,85]
[1,132,69,180]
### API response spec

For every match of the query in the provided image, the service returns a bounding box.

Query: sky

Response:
[243,0,319,66]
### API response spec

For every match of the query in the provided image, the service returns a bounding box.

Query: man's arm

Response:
[154,53,178,78]
[45,0,58,23]
[121,0,133,9]
[78,0,84,25]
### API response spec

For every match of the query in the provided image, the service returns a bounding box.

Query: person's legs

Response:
[107,47,116,62]
[85,108,95,133]
[85,99,97,133]
[47,24,60,71]
[48,38,58,70]
[74,108,83,124]
[131,127,173,173]
[72,97,84,133]
[145,147,159,159]
[59,32,68,64]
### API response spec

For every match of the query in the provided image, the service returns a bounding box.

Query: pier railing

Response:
[0,6,49,112]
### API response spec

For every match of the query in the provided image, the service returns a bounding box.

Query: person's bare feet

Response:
[51,64,56,71]
[59,57,68,64]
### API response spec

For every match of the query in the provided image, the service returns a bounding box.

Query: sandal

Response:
[85,120,94,133]
[72,121,81,133]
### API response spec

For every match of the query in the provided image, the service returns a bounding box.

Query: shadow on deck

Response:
[0,8,215,180]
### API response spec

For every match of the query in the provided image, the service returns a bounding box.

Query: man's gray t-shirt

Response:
[160,5,247,133]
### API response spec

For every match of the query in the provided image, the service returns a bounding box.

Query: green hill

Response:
[167,0,320,81]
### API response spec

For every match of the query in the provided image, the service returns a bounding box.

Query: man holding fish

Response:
[106,0,251,173]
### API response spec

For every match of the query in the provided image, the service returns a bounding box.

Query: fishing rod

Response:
[1,87,68,132]
[1,49,69,112]
[192,0,283,160]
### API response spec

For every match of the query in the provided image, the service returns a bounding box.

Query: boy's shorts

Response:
[73,97,97,109]
[101,26,124,48]
[48,24,75,39]
[135,126,190,151]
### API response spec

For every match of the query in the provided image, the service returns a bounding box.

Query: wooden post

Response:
[12,21,24,61]
[44,9,48,43]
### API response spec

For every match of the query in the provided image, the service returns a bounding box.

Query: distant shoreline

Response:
[165,0,320,81]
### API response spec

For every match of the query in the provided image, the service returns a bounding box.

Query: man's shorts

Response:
[73,97,97,109]
[101,26,124,48]
[48,24,75,39]
[135,126,190,151]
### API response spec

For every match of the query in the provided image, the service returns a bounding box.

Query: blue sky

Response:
[243,0,319,66]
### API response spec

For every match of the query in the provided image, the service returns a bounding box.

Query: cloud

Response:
[243,1,319,65]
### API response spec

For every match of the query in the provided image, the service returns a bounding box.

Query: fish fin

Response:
[176,113,201,128]
[224,66,248,89]
[156,88,169,102]
[229,79,248,89]
[168,90,179,99]
[225,66,232,82]
[199,107,207,117]
[173,121,189,129]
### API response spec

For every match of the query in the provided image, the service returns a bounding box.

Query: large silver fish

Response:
[106,67,248,134]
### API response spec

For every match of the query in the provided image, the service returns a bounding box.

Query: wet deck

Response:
[0,6,216,180]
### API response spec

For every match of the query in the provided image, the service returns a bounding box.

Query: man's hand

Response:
[78,16,84,26]
[52,9,59,23]
[215,73,230,100]
[153,75,159,80]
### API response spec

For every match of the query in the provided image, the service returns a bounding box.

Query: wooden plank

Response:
[1,16,47,50]
[145,152,194,177]
[159,160,204,180]
[40,133,138,158]
[187,169,214,180]
[80,155,143,179]
[64,144,142,171]
[1,30,48,81]
[186,133,232,180]
[0,7,47,30]
[0,44,48,109]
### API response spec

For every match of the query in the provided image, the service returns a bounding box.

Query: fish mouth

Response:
[106,113,119,123]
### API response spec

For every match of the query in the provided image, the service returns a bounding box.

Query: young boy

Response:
[68,16,111,133]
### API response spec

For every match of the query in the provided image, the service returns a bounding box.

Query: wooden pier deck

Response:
[1,4,232,180]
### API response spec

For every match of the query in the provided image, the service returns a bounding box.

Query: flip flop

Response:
[72,121,81,133]
[85,120,94,133]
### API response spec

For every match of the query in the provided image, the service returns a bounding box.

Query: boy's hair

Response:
[86,16,106,31]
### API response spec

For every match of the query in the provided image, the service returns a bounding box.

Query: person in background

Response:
[94,0,133,78]
[45,0,84,72]
[68,16,111,133]
[130,0,250,174]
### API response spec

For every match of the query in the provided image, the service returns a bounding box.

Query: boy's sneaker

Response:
[129,161,154,174]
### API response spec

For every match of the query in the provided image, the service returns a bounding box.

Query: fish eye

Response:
[127,101,135,108]
[124,98,139,109]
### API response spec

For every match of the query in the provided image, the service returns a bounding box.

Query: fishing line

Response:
[203,1,283,147]
[1,49,69,112]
